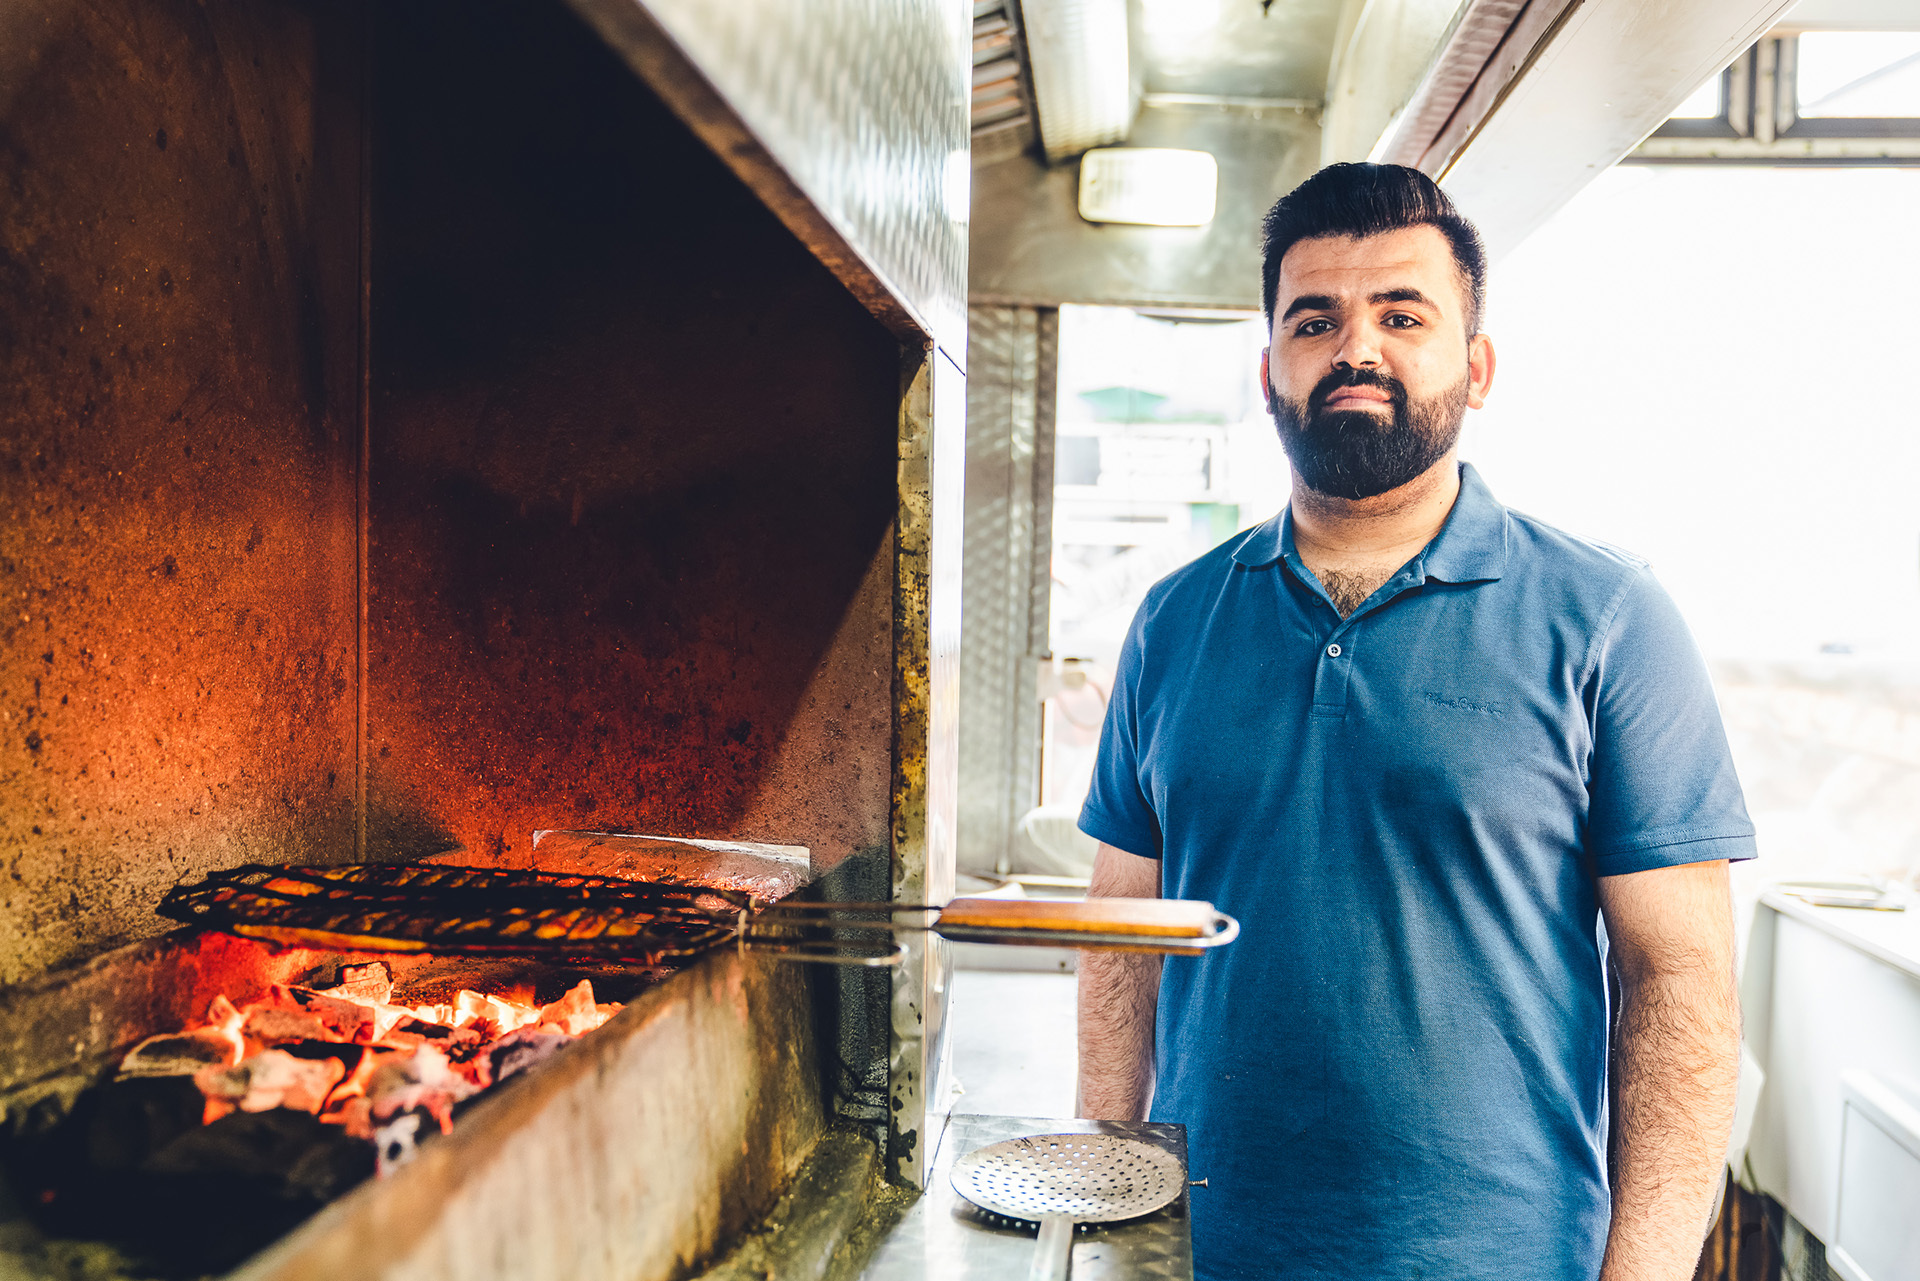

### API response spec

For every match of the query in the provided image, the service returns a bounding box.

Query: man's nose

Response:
[1333,324,1383,369]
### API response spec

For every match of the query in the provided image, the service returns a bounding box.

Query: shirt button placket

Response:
[1312,633,1353,718]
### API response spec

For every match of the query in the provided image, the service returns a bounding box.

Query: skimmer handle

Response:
[1030,1213,1074,1281]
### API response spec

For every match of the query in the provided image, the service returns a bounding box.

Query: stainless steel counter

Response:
[861,1114,1193,1280]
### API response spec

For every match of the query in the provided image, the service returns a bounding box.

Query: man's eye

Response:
[1295,318,1334,337]
[1383,313,1421,329]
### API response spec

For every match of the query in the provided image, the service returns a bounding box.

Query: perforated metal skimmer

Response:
[951,1134,1186,1280]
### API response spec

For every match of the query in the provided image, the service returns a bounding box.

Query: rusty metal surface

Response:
[862,1114,1194,1280]
[568,0,971,361]
[969,102,1320,309]
[886,347,965,1188]
[234,946,825,1281]
[0,0,366,986]
[365,2,899,878]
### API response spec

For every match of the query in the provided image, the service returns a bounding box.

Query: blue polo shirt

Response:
[1078,464,1755,1281]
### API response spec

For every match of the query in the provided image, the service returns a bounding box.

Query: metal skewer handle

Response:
[738,896,1240,966]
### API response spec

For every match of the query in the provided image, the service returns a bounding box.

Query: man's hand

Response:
[1077,842,1161,1121]
[1596,859,1740,1281]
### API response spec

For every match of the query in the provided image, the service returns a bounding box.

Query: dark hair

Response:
[1260,163,1488,337]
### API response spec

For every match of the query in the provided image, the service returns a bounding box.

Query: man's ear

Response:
[1259,346,1271,394]
[1466,333,1496,410]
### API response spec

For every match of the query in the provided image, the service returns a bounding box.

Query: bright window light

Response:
[1077,148,1219,227]
[1797,32,1920,118]
[1671,74,1724,119]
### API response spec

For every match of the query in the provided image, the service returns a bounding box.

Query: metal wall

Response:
[969,101,1320,310]
[569,0,972,361]
[0,0,365,986]
[958,307,1058,875]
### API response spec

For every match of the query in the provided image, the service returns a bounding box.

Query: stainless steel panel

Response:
[862,1114,1194,1279]
[959,307,1057,875]
[970,102,1319,309]
[573,0,971,356]
[1135,0,1346,100]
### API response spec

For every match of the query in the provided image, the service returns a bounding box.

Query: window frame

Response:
[1633,35,1920,164]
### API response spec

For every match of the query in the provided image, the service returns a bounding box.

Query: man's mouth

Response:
[1322,387,1392,412]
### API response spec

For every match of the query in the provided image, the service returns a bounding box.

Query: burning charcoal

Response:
[118,1026,244,1077]
[374,1012,483,1060]
[484,1027,574,1088]
[196,1049,346,1119]
[243,1004,332,1047]
[365,1045,474,1136]
[453,987,541,1035]
[259,983,377,1042]
[280,1038,368,1075]
[373,1108,430,1178]
[536,978,602,1035]
[319,959,394,1005]
[324,1093,375,1140]
[260,983,420,1043]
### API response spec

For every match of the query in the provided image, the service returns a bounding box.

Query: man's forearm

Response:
[1077,948,1160,1121]
[1599,965,1740,1281]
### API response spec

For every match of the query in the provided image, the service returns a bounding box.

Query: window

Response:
[1634,32,1920,162]
[1797,32,1920,118]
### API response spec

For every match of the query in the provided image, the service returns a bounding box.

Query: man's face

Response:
[1261,225,1494,501]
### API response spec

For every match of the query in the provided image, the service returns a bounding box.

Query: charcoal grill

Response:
[159,863,1240,969]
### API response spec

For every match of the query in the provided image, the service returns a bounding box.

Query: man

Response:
[1076,163,1752,1281]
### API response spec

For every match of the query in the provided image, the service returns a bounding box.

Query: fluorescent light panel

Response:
[1077,148,1218,226]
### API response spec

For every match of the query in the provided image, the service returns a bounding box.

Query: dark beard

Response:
[1266,367,1467,501]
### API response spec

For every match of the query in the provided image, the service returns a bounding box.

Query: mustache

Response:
[1305,367,1408,415]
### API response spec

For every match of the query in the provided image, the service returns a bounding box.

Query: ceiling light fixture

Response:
[1077,148,1219,226]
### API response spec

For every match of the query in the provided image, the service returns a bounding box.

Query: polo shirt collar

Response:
[1229,462,1509,584]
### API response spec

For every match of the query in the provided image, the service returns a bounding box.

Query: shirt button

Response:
[1326,643,1342,658]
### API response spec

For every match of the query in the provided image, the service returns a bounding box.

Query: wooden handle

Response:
[935,896,1221,939]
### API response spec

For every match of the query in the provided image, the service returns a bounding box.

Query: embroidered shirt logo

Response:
[1423,690,1509,716]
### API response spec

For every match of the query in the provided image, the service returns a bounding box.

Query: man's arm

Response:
[1077,841,1161,1121]
[1596,858,1741,1281]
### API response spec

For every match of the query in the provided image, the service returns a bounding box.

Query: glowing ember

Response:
[118,969,621,1177]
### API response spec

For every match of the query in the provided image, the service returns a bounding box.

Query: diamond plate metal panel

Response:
[1022,0,1137,161]
[571,0,971,357]
[959,306,1056,875]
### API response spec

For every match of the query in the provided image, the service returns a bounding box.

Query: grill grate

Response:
[158,863,752,964]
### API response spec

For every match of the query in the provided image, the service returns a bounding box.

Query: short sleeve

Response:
[1585,568,1757,877]
[1077,607,1165,860]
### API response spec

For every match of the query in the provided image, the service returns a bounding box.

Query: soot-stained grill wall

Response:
[364,5,900,874]
[0,0,365,987]
[2,0,905,980]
